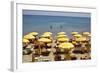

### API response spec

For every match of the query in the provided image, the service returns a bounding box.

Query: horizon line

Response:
[23,10,91,18]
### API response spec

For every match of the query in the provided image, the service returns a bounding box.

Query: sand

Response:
[23,39,91,62]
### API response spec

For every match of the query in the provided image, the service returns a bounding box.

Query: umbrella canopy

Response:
[58,42,74,49]
[88,34,91,37]
[24,35,35,39]
[73,34,82,38]
[57,35,67,38]
[72,41,77,45]
[43,32,52,35]
[82,32,90,36]
[29,32,38,36]
[41,34,51,38]
[57,32,66,35]
[23,39,29,43]
[38,38,51,43]
[75,37,86,42]
[71,32,78,35]
[57,38,69,42]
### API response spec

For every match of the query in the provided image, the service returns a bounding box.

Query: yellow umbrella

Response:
[71,32,78,35]
[43,32,52,35]
[58,42,74,49]
[57,38,69,42]
[57,32,66,35]
[38,38,51,43]
[82,32,90,36]
[88,34,91,37]
[57,35,67,38]
[24,35,35,39]
[23,39,29,43]
[41,34,51,38]
[29,32,38,36]
[73,34,82,38]
[75,37,86,42]
[72,41,77,45]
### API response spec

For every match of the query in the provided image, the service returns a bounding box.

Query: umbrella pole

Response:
[39,45,41,55]
[38,42,41,55]
[65,49,71,60]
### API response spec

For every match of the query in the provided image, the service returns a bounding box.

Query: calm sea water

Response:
[23,15,90,36]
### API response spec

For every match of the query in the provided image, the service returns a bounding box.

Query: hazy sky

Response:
[23,10,90,18]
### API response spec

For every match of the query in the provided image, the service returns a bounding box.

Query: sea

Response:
[23,15,90,37]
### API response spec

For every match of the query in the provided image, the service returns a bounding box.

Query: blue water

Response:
[23,15,90,36]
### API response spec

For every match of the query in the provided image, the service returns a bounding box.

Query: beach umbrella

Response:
[23,35,29,38]
[23,39,29,43]
[57,35,67,38]
[57,38,69,42]
[29,32,38,36]
[38,38,51,43]
[24,35,35,39]
[75,37,86,42]
[57,32,66,35]
[43,32,52,35]
[58,42,74,49]
[82,32,90,36]
[72,41,77,45]
[73,34,82,38]
[88,34,91,37]
[41,34,51,38]
[71,32,78,35]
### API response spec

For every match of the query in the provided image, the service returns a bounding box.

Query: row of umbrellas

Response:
[23,32,52,43]
[23,31,91,49]
[56,32,74,50]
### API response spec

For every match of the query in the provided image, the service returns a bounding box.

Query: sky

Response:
[23,10,90,18]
